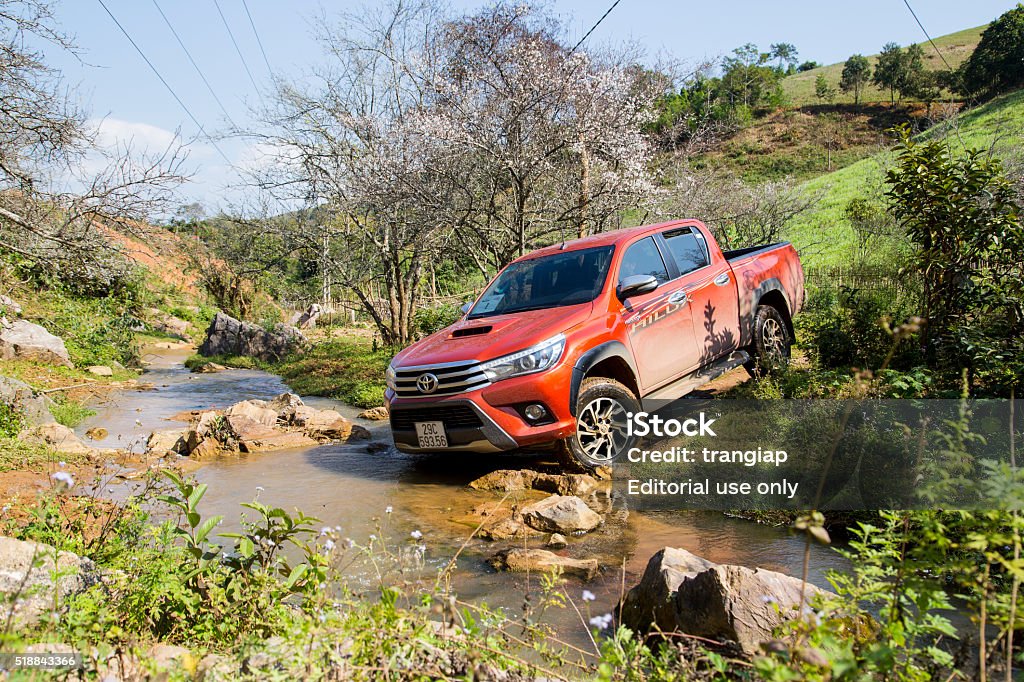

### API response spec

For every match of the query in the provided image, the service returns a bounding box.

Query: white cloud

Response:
[88,117,180,153]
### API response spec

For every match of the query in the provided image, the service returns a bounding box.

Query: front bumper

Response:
[389,399,518,452]
[387,365,578,453]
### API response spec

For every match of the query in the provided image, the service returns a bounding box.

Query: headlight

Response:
[385,364,397,391]
[480,334,565,382]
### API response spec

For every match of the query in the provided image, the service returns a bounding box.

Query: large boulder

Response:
[520,495,603,534]
[488,548,599,580]
[620,547,827,655]
[619,548,716,635]
[0,319,72,367]
[289,304,323,330]
[146,428,187,456]
[0,537,99,628]
[225,400,278,427]
[198,312,304,363]
[0,375,55,428]
[147,308,191,339]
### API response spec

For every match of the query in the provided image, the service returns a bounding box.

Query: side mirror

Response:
[617,274,659,301]
[460,301,472,315]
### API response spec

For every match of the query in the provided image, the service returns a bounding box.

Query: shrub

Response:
[801,287,922,370]
[414,303,462,338]
[0,402,25,438]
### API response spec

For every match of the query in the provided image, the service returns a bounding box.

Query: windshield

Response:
[468,246,614,319]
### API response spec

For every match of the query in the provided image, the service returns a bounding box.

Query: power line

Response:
[901,0,953,71]
[571,0,622,53]
[95,0,233,165]
[151,0,239,130]
[213,0,262,96]
[241,0,274,79]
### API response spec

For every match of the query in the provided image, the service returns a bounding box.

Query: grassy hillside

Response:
[784,88,1024,267]
[782,25,986,106]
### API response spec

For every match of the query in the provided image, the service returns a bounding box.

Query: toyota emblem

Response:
[416,373,439,394]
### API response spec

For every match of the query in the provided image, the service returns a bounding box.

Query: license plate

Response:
[415,421,448,448]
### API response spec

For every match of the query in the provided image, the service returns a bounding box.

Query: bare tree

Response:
[0,0,187,289]
[661,166,817,249]
[415,3,658,273]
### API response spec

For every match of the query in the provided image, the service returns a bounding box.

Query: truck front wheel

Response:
[744,305,792,377]
[564,377,639,469]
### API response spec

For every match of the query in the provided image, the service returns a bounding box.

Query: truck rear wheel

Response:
[564,377,639,469]
[744,305,792,377]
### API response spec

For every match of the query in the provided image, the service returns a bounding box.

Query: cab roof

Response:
[510,219,699,263]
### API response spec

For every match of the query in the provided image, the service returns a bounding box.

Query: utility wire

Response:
[570,0,622,53]
[241,0,274,79]
[95,0,234,165]
[901,0,953,71]
[214,0,263,96]
[151,0,239,130]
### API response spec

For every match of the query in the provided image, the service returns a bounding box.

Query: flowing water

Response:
[77,346,849,649]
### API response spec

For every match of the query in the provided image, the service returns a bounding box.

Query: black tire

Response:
[563,377,639,469]
[743,305,793,378]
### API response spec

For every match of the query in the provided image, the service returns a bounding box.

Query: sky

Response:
[30,0,1020,213]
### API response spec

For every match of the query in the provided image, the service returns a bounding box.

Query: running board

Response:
[641,350,750,410]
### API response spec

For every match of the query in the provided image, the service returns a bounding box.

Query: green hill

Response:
[782,25,986,106]
[785,88,1024,267]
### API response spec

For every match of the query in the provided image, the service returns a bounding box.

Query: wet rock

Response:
[85,427,108,441]
[365,440,390,454]
[302,409,354,441]
[184,411,221,452]
[489,548,599,580]
[224,414,317,452]
[547,533,568,549]
[619,548,716,635]
[469,469,539,492]
[469,469,605,498]
[479,516,542,541]
[86,365,113,377]
[189,437,225,460]
[192,362,226,373]
[146,428,186,455]
[619,547,827,655]
[267,392,304,418]
[0,537,99,628]
[0,375,55,428]
[226,400,278,428]
[357,405,389,421]
[0,319,72,367]
[520,495,602,534]
[199,311,304,363]
[593,466,613,481]
[348,424,371,441]
[26,423,91,455]
[675,564,824,655]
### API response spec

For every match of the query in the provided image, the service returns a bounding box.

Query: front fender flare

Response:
[568,341,638,417]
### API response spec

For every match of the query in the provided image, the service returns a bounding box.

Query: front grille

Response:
[390,405,484,430]
[393,361,490,397]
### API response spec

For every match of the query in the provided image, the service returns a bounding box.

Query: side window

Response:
[663,227,709,276]
[619,237,669,285]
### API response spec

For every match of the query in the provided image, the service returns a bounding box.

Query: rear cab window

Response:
[662,227,710,276]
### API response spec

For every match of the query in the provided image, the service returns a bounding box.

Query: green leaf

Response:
[187,483,208,509]
[194,515,223,545]
[284,563,308,590]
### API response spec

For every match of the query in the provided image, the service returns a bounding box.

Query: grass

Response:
[782,24,986,107]
[48,397,96,428]
[0,437,82,472]
[271,337,391,409]
[784,88,1024,267]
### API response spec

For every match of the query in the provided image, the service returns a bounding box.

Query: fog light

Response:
[524,404,548,422]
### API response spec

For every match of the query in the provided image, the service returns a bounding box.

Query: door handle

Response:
[668,291,688,306]
[714,273,731,286]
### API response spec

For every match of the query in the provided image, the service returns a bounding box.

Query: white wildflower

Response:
[410,530,423,540]
[582,590,596,602]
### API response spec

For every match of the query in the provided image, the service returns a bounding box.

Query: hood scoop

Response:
[451,325,492,338]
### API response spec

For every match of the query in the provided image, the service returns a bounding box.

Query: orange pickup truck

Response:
[386,219,804,467]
